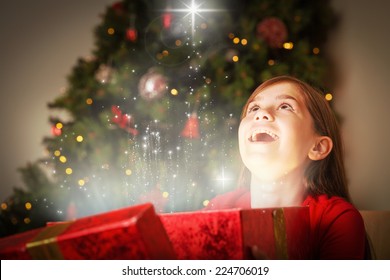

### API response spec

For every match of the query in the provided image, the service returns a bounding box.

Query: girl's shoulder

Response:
[303,194,366,259]
[303,194,363,224]
[303,194,359,214]
[303,195,366,259]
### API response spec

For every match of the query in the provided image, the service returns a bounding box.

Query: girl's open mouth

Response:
[249,129,279,142]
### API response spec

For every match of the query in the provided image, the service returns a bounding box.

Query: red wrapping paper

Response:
[0,203,175,260]
[160,207,310,259]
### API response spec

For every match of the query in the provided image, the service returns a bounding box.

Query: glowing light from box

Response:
[162,191,169,198]
[215,167,232,189]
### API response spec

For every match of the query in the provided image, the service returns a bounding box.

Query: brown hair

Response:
[238,75,350,201]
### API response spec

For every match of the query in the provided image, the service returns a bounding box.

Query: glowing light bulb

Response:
[65,168,73,175]
[283,42,294,50]
[76,135,84,142]
[59,156,67,163]
[162,191,169,198]
[25,202,32,210]
[203,200,210,207]
[107,27,115,35]
[171,88,179,96]
[325,93,333,101]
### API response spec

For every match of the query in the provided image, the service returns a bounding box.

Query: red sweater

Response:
[204,188,366,259]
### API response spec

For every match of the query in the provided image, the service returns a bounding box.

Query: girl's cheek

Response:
[241,117,251,129]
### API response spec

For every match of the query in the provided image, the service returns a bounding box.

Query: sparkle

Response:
[215,167,232,189]
[166,0,220,40]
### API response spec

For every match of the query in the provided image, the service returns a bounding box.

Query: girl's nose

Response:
[255,109,273,121]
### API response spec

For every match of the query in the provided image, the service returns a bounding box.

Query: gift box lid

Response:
[0,203,176,260]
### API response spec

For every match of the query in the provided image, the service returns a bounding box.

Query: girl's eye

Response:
[278,103,294,111]
[248,105,260,113]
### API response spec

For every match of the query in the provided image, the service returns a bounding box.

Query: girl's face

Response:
[238,82,318,181]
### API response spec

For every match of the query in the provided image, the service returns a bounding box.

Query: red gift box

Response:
[160,207,310,259]
[0,203,175,260]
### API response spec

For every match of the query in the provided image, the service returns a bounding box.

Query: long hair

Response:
[237,75,350,201]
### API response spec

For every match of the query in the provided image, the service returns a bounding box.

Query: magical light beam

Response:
[167,0,221,39]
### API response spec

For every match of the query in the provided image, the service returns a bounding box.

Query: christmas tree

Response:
[1,0,337,236]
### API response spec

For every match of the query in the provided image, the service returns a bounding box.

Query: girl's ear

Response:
[308,136,333,161]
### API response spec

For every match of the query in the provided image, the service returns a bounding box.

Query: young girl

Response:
[204,75,367,259]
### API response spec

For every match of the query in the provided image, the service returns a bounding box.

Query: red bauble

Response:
[51,125,62,136]
[138,70,168,101]
[256,17,288,48]
[181,113,200,139]
[162,12,172,29]
[126,28,138,42]
[111,105,139,136]
[111,2,125,16]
